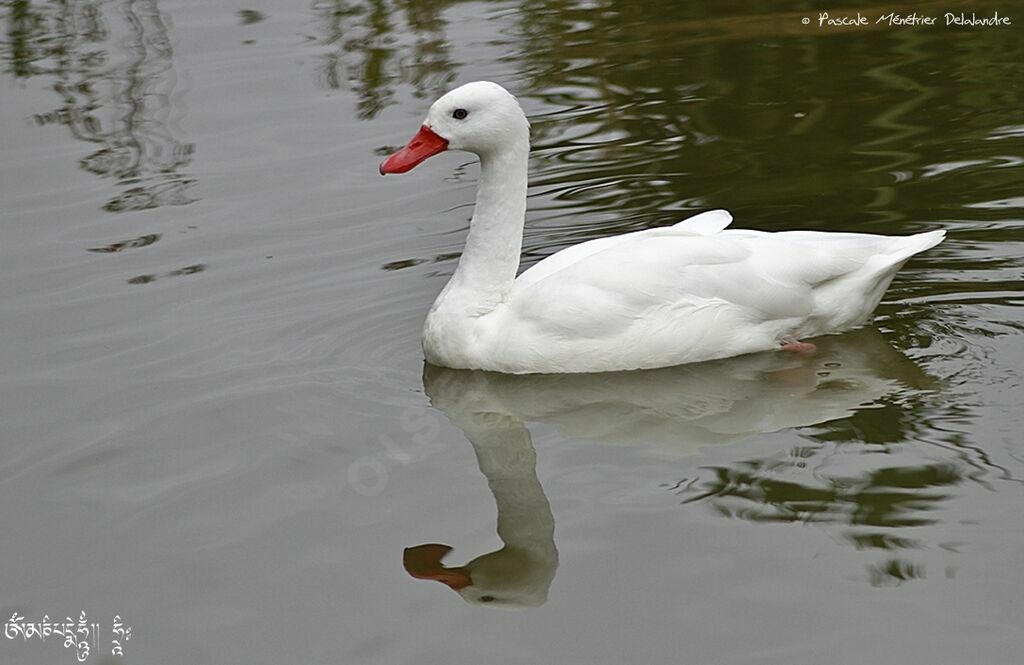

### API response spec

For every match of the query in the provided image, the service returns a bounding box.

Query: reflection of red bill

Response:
[379,126,449,175]
[403,543,472,590]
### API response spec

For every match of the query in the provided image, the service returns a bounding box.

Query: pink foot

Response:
[780,341,817,355]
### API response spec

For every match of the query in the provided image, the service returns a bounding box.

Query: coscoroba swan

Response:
[380,81,944,374]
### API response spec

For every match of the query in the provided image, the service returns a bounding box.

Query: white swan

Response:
[380,81,944,374]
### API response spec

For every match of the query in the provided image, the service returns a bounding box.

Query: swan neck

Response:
[463,414,556,556]
[449,142,529,301]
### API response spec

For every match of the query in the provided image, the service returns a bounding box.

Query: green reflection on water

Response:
[686,458,960,528]
[311,0,457,117]
[340,0,1021,297]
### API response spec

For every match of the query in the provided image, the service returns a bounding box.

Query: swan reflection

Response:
[404,411,557,608]
[405,328,936,604]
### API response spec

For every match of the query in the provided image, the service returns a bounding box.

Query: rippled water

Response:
[2,1,1023,663]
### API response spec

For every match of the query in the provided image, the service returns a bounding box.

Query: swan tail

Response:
[888,229,945,264]
[858,229,945,283]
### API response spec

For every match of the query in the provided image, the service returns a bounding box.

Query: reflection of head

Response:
[404,391,558,608]
[404,541,557,608]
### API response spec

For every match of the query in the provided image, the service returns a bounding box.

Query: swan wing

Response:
[507,226,944,369]
[513,231,806,341]
[516,209,734,291]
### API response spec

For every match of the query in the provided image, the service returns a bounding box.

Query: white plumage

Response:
[380,81,944,374]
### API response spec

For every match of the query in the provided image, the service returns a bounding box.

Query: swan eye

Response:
[479,595,496,603]
[452,108,469,120]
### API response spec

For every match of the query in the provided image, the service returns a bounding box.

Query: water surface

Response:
[1,1,1023,663]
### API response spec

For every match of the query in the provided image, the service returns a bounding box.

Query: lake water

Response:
[2,1,1023,663]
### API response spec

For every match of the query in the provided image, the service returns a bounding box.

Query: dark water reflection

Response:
[311,0,457,117]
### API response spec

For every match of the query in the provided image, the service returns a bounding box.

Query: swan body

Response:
[380,81,944,374]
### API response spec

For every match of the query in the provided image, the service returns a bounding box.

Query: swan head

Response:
[380,81,529,174]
